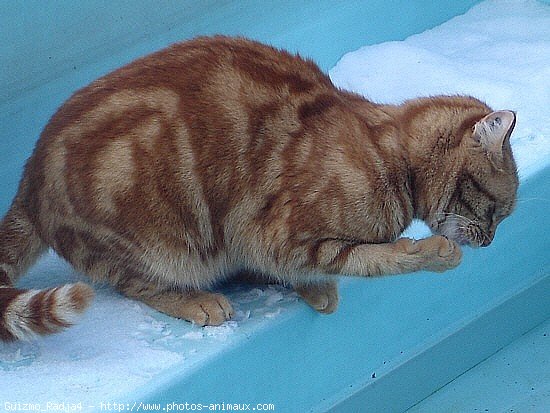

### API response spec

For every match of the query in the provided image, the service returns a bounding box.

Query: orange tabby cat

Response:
[0,36,518,341]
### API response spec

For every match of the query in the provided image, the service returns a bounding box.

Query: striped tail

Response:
[0,282,94,341]
[0,198,94,341]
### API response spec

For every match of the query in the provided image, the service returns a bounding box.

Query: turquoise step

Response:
[408,318,550,413]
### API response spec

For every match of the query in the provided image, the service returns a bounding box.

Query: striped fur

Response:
[0,36,518,340]
[0,283,93,341]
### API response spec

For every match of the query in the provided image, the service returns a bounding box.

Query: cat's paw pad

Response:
[416,235,462,272]
[183,292,234,326]
[295,282,339,314]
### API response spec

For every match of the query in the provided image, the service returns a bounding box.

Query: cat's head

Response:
[423,98,519,247]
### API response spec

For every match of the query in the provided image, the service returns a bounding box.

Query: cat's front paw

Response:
[395,237,421,254]
[415,235,462,272]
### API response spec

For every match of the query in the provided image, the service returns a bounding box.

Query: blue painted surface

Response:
[2,1,549,412]
[1,0,481,104]
[408,318,550,412]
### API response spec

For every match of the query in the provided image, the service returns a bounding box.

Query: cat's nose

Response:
[481,232,494,247]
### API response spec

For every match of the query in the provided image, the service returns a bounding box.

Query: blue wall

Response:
[1,0,482,104]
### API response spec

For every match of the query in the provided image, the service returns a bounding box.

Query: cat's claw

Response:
[182,292,234,326]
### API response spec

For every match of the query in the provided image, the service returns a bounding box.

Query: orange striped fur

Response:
[0,36,518,340]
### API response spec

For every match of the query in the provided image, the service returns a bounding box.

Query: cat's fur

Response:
[0,36,518,341]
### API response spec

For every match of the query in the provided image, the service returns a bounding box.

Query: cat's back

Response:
[42,36,332,135]
[21,36,343,261]
[33,36,337,187]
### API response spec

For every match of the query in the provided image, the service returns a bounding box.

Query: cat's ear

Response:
[472,110,516,165]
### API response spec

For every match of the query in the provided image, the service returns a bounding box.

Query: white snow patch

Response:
[181,331,205,340]
[0,253,299,406]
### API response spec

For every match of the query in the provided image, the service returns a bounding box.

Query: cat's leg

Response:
[116,277,233,326]
[294,281,339,314]
[239,236,459,315]
[296,235,462,278]
[50,227,234,326]
[232,270,338,314]
[285,236,459,314]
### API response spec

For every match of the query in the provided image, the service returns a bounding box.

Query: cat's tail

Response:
[0,199,94,341]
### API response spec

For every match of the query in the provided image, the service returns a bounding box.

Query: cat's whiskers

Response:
[454,220,490,247]
[435,212,473,230]
[436,211,472,222]
[516,196,550,204]
[435,212,490,247]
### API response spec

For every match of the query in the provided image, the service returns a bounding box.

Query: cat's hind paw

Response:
[294,281,339,314]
